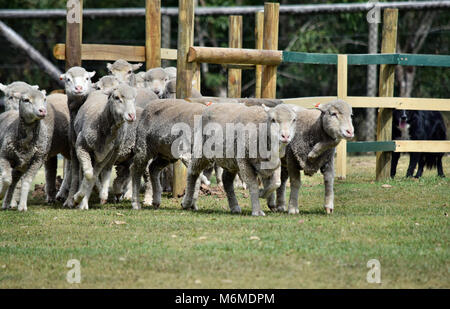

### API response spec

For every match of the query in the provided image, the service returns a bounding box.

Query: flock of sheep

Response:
[0,59,354,216]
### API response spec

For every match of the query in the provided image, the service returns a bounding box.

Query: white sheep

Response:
[276,100,354,214]
[59,67,96,208]
[72,84,137,210]
[0,89,48,211]
[182,103,297,216]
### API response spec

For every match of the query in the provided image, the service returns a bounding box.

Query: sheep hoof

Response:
[276,205,287,212]
[152,203,160,209]
[63,199,74,209]
[131,202,141,210]
[100,199,107,205]
[252,210,266,217]
[18,205,27,212]
[230,205,242,214]
[288,208,299,215]
[143,197,153,207]
[325,207,333,214]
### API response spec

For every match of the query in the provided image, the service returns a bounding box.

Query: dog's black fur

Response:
[391,110,446,178]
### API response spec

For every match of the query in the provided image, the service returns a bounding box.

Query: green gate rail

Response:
[282,51,450,67]
[347,141,396,153]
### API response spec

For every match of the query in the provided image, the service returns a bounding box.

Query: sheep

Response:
[38,93,71,204]
[0,89,49,211]
[182,103,297,216]
[107,59,143,84]
[93,75,120,92]
[144,68,169,98]
[130,99,207,210]
[0,82,39,111]
[72,84,137,210]
[162,78,203,99]
[275,100,354,215]
[59,67,96,208]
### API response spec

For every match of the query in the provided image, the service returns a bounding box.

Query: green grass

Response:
[0,155,449,288]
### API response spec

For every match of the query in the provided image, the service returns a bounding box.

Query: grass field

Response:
[0,155,449,289]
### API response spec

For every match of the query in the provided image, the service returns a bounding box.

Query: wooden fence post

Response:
[228,15,243,98]
[336,54,348,179]
[376,9,398,181]
[254,11,264,98]
[146,0,161,69]
[261,2,279,99]
[65,0,83,70]
[173,0,195,198]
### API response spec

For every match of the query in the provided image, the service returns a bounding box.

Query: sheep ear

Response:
[89,71,96,79]
[316,103,327,113]
[0,83,6,93]
[40,90,47,96]
[103,88,115,96]
[132,63,143,71]
[59,74,66,81]
[107,63,113,72]
[262,104,271,113]
[31,85,39,90]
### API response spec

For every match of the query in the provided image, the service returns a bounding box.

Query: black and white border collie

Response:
[391,110,447,178]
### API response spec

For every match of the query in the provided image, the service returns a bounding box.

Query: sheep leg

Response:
[287,159,301,215]
[3,171,21,211]
[259,166,281,200]
[181,158,209,211]
[321,158,335,214]
[113,163,129,201]
[307,141,339,161]
[56,159,71,202]
[391,152,400,178]
[64,148,80,208]
[130,151,150,210]
[222,169,241,214]
[142,161,153,206]
[98,162,113,204]
[275,165,289,212]
[10,182,21,209]
[237,160,265,217]
[0,159,13,209]
[149,157,170,208]
[17,158,44,212]
[215,166,223,187]
[45,156,58,204]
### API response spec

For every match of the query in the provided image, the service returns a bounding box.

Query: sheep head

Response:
[264,104,297,144]
[144,68,169,98]
[19,89,47,124]
[317,100,354,140]
[60,67,96,97]
[107,59,142,84]
[106,84,137,123]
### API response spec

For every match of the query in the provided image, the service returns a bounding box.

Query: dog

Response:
[391,109,447,178]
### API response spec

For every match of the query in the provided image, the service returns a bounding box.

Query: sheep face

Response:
[0,82,39,112]
[94,75,120,92]
[107,59,143,84]
[19,89,47,124]
[318,100,354,140]
[61,67,96,97]
[265,104,297,144]
[108,84,137,123]
[162,79,177,99]
[144,68,169,98]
